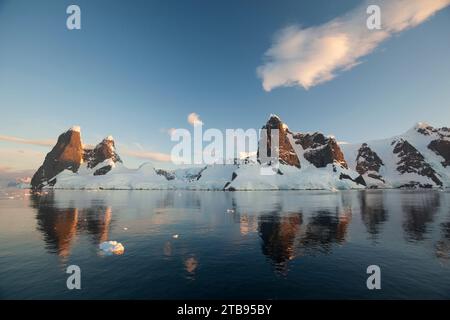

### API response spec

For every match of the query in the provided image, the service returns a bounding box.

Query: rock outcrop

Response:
[31,127,83,190]
[392,138,442,187]
[257,115,349,169]
[295,132,348,169]
[428,140,450,167]
[355,143,384,182]
[414,123,450,167]
[257,115,300,168]
[31,128,122,189]
[83,136,122,175]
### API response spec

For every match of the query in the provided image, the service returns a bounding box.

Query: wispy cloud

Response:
[187,113,203,126]
[0,134,55,146]
[257,0,450,91]
[0,165,13,172]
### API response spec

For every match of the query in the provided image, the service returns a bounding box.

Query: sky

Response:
[1,0,450,176]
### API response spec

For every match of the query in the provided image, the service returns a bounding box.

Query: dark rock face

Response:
[416,124,450,138]
[301,137,348,169]
[93,165,112,176]
[355,143,385,182]
[257,115,300,168]
[393,139,442,186]
[356,143,384,173]
[31,128,83,190]
[428,140,450,167]
[294,132,327,149]
[339,173,366,186]
[83,137,122,169]
[155,169,175,180]
[83,137,122,176]
[415,124,450,168]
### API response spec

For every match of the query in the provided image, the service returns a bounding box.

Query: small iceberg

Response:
[172,234,179,239]
[99,241,124,255]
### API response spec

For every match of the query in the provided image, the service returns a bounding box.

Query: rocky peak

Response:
[412,122,450,139]
[293,132,348,169]
[355,143,384,182]
[257,114,300,168]
[83,136,122,169]
[31,127,84,189]
[31,128,125,189]
[257,115,349,170]
[414,122,434,136]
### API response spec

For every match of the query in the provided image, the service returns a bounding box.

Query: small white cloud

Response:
[257,0,450,91]
[187,113,203,126]
[167,128,176,136]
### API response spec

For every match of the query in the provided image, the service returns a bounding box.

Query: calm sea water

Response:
[0,189,449,299]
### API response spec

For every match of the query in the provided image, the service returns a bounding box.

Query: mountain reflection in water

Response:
[1,189,450,299]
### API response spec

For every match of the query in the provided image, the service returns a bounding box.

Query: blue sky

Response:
[1,0,450,172]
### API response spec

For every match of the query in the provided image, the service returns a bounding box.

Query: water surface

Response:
[0,189,449,299]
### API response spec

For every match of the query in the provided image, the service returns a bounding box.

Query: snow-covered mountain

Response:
[342,122,450,189]
[30,117,450,191]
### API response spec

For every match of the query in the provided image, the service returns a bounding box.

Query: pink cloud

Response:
[258,0,450,91]
[0,134,55,146]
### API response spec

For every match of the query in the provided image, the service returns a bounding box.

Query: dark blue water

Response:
[1,189,450,299]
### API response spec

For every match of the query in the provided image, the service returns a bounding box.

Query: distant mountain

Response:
[30,117,450,191]
[6,177,31,189]
[342,122,450,188]
[30,127,122,190]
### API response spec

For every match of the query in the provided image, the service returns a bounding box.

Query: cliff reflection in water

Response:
[29,189,450,271]
[31,193,112,258]
[402,192,440,242]
[359,191,387,239]
[257,203,352,272]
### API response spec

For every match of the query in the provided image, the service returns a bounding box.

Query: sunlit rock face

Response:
[257,114,301,168]
[256,114,349,170]
[31,127,83,190]
[31,129,123,190]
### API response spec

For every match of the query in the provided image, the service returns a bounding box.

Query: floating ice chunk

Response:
[99,241,124,255]
[123,227,128,231]
[172,234,179,239]
[226,209,235,213]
